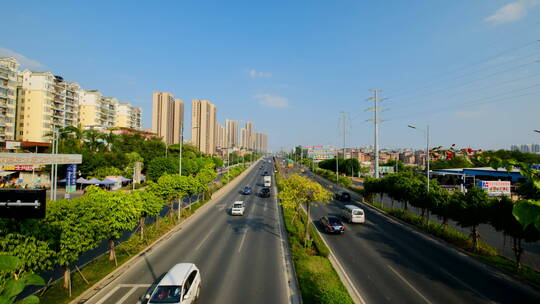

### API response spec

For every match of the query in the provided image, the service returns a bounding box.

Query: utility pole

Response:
[367,89,386,178]
[179,124,183,176]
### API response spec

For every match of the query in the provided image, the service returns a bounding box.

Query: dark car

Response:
[320,216,345,234]
[335,192,351,202]
[240,186,252,195]
[259,187,271,198]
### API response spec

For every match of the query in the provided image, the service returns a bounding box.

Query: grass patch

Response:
[39,166,249,304]
[278,172,353,304]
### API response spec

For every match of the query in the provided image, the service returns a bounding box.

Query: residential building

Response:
[116,102,142,129]
[191,99,217,154]
[152,91,184,145]
[16,70,80,142]
[520,144,531,153]
[216,123,225,149]
[225,119,238,148]
[253,132,268,153]
[0,57,19,141]
[240,121,254,149]
[79,90,120,129]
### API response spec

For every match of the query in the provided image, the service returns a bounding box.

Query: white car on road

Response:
[146,263,201,304]
[231,201,245,216]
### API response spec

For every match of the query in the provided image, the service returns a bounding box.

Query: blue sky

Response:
[1,0,539,152]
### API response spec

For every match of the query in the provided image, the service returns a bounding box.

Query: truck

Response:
[263,175,271,187]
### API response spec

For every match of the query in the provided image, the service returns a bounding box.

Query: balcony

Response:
[0,72,8,80]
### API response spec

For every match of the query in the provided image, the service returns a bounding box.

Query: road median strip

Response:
[275,165,357,304]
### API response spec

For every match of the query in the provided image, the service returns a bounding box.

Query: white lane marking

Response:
[388,265,432,304]
[238,228,249,253]
[438,267,494,303]
[93,285,121,304]
[116,286,140,304]
[195,231,214,251]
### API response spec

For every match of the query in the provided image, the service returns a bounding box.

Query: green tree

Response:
[279,174,332,246]
[490,197,540,268]
[147,157,179,181]
[0,255,45,304]
[130,190,164,238]
[453,186,492,251]
[85,187,141,266]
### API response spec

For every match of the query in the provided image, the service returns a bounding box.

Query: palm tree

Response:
[99,130,118,152]
[83,129,104,152]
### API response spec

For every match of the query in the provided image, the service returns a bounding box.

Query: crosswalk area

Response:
[93,283,152,304]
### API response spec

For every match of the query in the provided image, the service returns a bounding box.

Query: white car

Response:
[231,201,245,216]
[146,263,201,304]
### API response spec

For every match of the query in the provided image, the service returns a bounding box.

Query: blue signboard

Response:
[65,164,77,193]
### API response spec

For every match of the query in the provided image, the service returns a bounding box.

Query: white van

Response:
[342,205,365,223]
[146,263,201,304]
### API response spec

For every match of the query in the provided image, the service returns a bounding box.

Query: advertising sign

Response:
[0,165,45,171]
[65,164,77,194]
[0,189,47,219]
[477,180,511,197]
[5,141,21,150]
[0,153,82,165]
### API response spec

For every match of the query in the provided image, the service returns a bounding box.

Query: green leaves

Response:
[279,174,332,213]
[0,256,20,272]
[513,200,540,231]
[0,255,44,304]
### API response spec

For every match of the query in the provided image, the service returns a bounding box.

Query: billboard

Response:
[477,180,511,197]
[65,164,77,194]
[0,165,45,171]
[0,189,47,219]
[0,153,82,165]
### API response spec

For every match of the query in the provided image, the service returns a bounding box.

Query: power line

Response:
[387,39,540,98]
[386,83,540,121]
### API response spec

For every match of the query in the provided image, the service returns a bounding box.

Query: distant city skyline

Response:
[1,1,538,150]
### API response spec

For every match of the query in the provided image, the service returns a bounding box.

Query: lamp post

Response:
[534,130,540,133]
[408,124,430,192]
[179,124,183,176]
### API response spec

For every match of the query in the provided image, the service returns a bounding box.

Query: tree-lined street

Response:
[79,159,293,304]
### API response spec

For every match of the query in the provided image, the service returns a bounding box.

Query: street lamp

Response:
[179,124,184,176]
[408,124,430,192]
[534,130,540,133]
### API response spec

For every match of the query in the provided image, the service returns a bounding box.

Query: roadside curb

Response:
[307,171,540,298]
[69,160,260,304]
[272,165,303,304]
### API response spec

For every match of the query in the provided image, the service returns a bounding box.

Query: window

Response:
[19,131,23,135]
[149,286,181,303]
[183,270,198,295]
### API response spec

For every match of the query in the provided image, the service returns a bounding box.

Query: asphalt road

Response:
[300,168,540,304]
[83,159,290,304]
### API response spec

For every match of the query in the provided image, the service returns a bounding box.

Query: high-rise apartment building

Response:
[253,132,268,153]
[17,70,80,142]
[116,102,142,129]
[191,99,217,155]
[225,119,238,148]
[240,121,254,149]
[0,57,19,141]
[152,92,184,145]
[216,123,225,149]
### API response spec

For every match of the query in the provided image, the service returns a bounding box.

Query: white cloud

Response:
[484,0,539,25]
[255,94,289,108]
[248,69,272,78]
[0,47,44,69]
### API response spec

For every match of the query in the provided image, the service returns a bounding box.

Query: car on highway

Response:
[334,191,351,202]
[258,187,271,198]
[342,205,365,223]
[320,216,345,234]
[231,201,245,216]
[145,263,201,304]
[240,186,252,195]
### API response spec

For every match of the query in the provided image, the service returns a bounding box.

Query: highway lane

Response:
[84,159,290,304]
[299,168,540,304]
